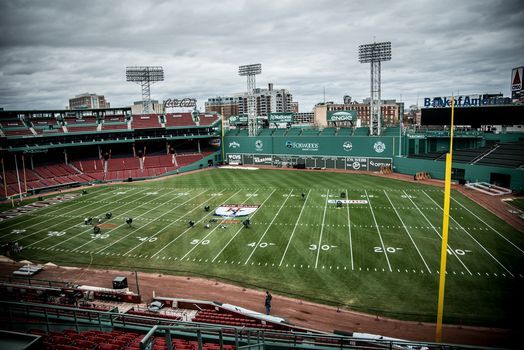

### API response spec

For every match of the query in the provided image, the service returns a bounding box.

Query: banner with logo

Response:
[229,115,248,124]
[215,204,259,218]
[346,157,368,171]
[327,110,357,122]
[368,158,392,171]
[268,112,294,123]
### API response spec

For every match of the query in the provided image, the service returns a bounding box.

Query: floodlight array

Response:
[126,66,164,82]
[358,42,392,63]
[238,64,262,76]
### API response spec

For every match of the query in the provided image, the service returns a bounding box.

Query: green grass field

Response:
[1,168,523,327]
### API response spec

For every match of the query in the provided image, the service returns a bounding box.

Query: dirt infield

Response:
[0,261,515,347]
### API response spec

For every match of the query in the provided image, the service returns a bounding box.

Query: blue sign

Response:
[424,95,511,108]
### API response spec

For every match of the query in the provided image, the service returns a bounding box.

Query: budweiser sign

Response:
[163,98,197,108]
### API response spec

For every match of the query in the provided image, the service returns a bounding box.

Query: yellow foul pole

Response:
[436,96,455,342]
[221,113,225,163]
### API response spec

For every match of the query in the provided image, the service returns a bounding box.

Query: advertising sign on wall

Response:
[327,110,357,122]
[268,113,294,123]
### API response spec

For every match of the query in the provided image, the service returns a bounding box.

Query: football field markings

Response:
[346,188,354,271]
[13,188,141,244]
[95,189,209,254]
[279,189,311,267]
[71,188,184,252]
[124,189,220,256]
[423,190,514,277]
[402,190,472,275]
[27,188,150,248]
[384,190,431,274]
[0,186,111,229]
[212,189,276,263]
[244,189,293,265]
[0,187,122,239]
[150,189,242,259]
[314,190,329,269]
[365,190,392,272]
[178,190,249,260]
[449,195,524,255]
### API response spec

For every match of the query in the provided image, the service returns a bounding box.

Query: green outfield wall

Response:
[393,156,524,190]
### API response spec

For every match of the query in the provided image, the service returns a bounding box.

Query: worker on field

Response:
[264,290,272,315]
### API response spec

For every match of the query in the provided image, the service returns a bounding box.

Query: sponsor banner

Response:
[511,67,523,92]
[368,157,392,171]
[327,110,357,122]
[285,140,319,152]
[228,141,241,149]
[328,199,368,204]
[423,95,511,108]
[215,204,259,218]
[253,155,273,165]
[228,154,242,164]
[346,157,368,171]
[229,115,248,124]
[268,112,294,123]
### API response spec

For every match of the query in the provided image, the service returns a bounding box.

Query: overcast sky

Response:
[0,0,522,112]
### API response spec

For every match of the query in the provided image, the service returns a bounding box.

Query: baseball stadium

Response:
[1,63,523,350]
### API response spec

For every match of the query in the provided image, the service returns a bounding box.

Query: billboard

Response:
[229,115,248,124]
[512,67,524,102]
[268,112,294,123]
[327,110,357,122]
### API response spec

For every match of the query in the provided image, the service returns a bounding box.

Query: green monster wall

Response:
[225,135,401,158]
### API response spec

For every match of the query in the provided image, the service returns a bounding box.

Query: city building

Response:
[69,93,110,110]
[313,98,404,128]
[236,83,293,116]
[293,112,314,124]
[205,96,238,119]
[290,101,299,113]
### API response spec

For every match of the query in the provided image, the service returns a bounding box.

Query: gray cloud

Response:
[0,0,523,111]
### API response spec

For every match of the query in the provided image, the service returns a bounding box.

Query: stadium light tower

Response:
[358,42,391,136]
[126,66,164,115]
[238,63,262,136]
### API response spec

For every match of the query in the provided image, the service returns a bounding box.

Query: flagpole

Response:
[435,95,455,342]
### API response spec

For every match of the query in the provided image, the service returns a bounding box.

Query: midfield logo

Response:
[215,204,260,218]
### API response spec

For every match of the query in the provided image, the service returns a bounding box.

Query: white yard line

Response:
[314,190,329,269]
[71,189,184,252]
[365,190,392,272]
[150,190,242,259]
[95,190,209,254]
[450,196,524,255]
[0,188,123,239]
[0,187,111,229]
[17,189,143,245]
[402,190,472,275]
[346,188,354,271]
[212,189,276,263]
[244,189,293,265]
[124,190,216,256]
[384,190,431,274]
[423,190,514,277]
[279,189,311,267]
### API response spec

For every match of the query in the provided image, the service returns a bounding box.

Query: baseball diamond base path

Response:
[0,262,515,348]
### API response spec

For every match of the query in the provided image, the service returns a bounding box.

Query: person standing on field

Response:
[264,290,272,315]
